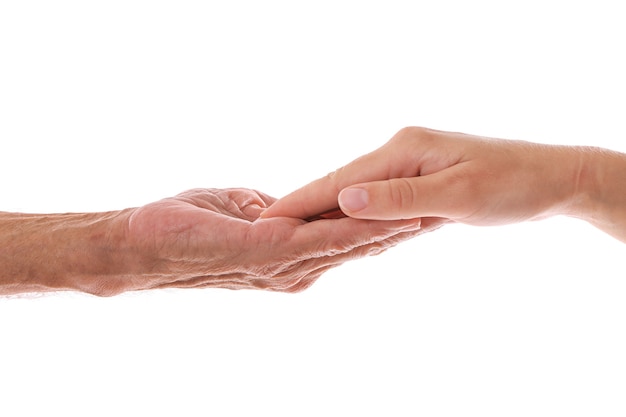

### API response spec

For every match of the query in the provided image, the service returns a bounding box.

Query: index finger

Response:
[261,147,392,220]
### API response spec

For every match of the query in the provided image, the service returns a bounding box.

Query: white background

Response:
[1,1,625,416]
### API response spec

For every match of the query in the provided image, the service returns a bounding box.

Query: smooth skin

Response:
[0,188,424,296]
[262,127,626,243]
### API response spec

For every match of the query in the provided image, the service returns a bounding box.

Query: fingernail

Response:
[339,188,369,212]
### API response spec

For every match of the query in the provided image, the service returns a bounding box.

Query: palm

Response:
[125,188,424,293]
[129,188,296,266]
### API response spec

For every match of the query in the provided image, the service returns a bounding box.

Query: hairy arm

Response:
[0,210,135,295]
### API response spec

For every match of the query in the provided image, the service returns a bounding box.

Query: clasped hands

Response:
[11,126,612,296]
[3,126,619,296]
[114,187,424,295]
[111,126,624,296]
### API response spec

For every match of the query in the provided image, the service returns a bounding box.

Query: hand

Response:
[262,127,588,226]
[100,188,423,295]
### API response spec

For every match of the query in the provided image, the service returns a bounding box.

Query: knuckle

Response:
[439,169,483,218]
[262,262,332,293]
[284,277,317,293]
[391,126,431,144]
[367,243,387,257]
[389,178,417,213]
[268,274,304,292]
[324,167,347,194]
[257,261,289,278]
[387,128,438,172]
[325,166,342,181]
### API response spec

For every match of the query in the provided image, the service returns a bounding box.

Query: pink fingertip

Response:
[339,188,369,213]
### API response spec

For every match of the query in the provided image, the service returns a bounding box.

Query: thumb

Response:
[338,176,449,220]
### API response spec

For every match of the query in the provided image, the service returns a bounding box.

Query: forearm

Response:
[564,146,626,242]
[0,210,134,296]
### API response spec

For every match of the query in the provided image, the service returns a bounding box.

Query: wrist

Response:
[561,146,626,241]
[556,146,597,220]
[67,209,140,296]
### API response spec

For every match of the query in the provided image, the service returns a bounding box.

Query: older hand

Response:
[0,188,424,296]
[108,188,423,294]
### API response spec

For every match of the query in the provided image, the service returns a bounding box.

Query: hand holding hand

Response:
[1,187,424,296]
[97,188,423,295]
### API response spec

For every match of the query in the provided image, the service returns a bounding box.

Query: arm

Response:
[0,210,132,295]
[262,127,626,243]
[1,188,423,296]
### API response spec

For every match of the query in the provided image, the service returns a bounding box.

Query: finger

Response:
[291,216,422,259]
[260,126,459,220]
[178,263,337,293]
[242,190,278,218]
[223,189,277,221]
[161,220,444,293]
[270,227,426,292]
[151,273,253,291]
[250,189,278,207]
[269,226,427,292]
[337,166,472,220]
[419,217,451,232]
[260,144,397,220]
[260,228,426,292]
[256,263,337,292]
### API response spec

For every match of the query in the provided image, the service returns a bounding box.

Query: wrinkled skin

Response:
[112,188,430,295]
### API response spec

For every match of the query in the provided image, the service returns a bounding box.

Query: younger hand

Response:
[262,127,584,226]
